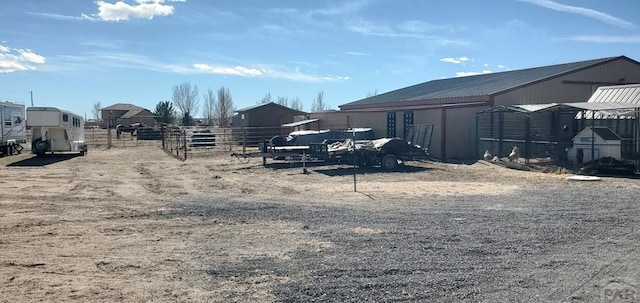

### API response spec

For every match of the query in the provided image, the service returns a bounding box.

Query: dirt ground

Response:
[1,146,639,302]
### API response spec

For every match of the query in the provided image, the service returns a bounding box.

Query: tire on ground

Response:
[381,154,398,170]
[33,138,49,155]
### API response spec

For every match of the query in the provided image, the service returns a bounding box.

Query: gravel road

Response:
[171,177,640,302]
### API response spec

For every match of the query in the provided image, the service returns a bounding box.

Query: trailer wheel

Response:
[381,154,398,170]
[33,138,49,154]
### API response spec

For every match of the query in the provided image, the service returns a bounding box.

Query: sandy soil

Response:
[0,146,637,302]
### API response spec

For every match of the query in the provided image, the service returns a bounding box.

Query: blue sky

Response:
[1,0,639,119]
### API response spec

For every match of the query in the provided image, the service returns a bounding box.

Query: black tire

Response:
[33,138,49,154]
[381,154,398,170]
[269,135,286,147]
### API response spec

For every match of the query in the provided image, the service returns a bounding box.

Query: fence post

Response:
[183,129,187,160]
[242,126,247,155]
[161,127,165,149]
[525,114,531,164]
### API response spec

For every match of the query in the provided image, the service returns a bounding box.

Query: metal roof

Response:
[341,56,634,109]
[590,127,622,141]
[282,119,319,127]
[101,103,144,111]
[121,108,153,118]
[587,83,640,105]
[511,103,559,113]
[235,102,306,114]
[510,102,640,113]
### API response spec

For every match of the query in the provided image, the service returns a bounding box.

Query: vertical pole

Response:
[352,136,357,192]
[107,111,112,149]
[183,130,187,160]
[441,108,447,161]
[525,114,531,164]
[242,126,247,155]
[302,150,307,174]
[591,112,596,163]
[632,108,640,174]
[498,111,504,159]
[475,113,479,160]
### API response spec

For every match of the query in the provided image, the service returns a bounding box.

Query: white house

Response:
[567,127,622,164]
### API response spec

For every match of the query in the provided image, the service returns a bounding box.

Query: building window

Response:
[5,112,11,126]
[63,114,69,122]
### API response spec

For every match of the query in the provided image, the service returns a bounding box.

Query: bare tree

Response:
[311,90,329,112]
[172,82,199,126]
[258,93,272,104]
[202,89,216,126]
[276,96,289,107]
[92,102,101,120]
[215,86,235,127]
[290,97,303,111]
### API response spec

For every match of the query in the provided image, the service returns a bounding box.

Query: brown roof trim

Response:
[340,95,491,111]
[338,101,490,113]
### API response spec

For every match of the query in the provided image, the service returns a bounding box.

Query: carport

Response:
[476,102,640,171]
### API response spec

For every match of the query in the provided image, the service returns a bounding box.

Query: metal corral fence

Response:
[25,128,162,151]
[160,126,283,160]
[161,127,187,160]
[84,127,162,148]
[477,106,639,166]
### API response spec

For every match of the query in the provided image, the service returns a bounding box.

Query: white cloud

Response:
[345,19,407,38]
[440,56,471,64]
[84,0,184,22]
[563,35,640,43]
[344,51,370,56]
[29,12,86,21]
[0,44,46,73]
[193,64,263,77]
[193,63,348,82]
[397,20,448,33]
[310,1,368,16]
[344,18,469,46]
[456,70,492,77]
[518,0,635,29]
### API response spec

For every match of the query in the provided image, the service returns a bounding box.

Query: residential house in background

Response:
[100,103,156,128]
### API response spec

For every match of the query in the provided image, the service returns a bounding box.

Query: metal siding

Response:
[494,60,640,107]
[494,77,591,106]
[413,109,442,159]
[446,107,487,159]
[567,59,640,84]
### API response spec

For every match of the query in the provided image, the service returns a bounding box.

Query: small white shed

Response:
[567,127,622,164]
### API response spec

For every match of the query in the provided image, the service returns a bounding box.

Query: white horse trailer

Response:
[26,107,87,156]
[0,101,26,156]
